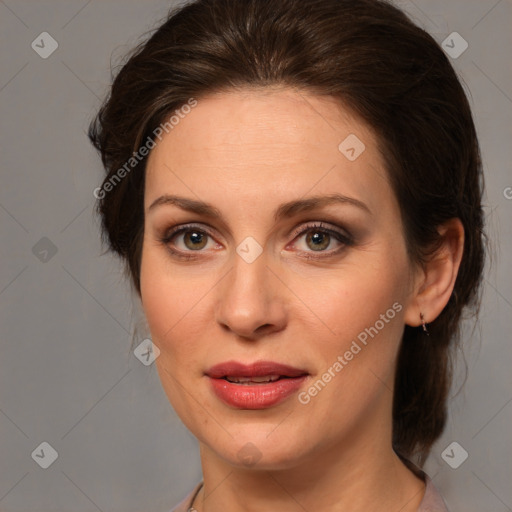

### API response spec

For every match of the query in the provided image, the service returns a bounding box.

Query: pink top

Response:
[169,474,449,512]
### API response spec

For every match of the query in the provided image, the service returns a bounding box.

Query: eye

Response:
[158,223,219,259]
[158,221,353,260]
[289,222,353,258]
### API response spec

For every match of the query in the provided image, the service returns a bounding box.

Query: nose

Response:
[215,249,288,340]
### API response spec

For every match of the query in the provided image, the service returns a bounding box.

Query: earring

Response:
[420,312,429,336]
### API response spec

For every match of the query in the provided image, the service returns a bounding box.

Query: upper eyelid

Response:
[164,222,218,240]
[290,221,350,239]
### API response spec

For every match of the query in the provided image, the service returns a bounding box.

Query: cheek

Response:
[139,249,206,425]
[139,246,214,367]
[308,263,407,338]
[301,256,410,392]
[140,247,185,353]
[296,272,407,425]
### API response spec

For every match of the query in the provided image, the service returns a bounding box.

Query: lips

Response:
[206,360,308,380]
[205,360,309,409]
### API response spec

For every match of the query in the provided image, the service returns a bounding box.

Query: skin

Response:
[140,87,464,511]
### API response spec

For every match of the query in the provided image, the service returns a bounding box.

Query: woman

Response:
[88,0,485,510]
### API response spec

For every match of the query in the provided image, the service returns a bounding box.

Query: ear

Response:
[404,218,465,327]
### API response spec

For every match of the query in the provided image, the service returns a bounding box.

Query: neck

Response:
[193,418,425,512]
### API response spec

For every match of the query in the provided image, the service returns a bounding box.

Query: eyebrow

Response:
[147,193,372,221]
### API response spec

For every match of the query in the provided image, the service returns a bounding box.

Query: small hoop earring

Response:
[420,312,429,336]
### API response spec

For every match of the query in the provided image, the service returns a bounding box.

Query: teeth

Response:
[226,375,281,384]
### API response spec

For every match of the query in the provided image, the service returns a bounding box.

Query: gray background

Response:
[0,0,510,511]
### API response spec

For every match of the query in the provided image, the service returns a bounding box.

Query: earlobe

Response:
[404,218,465,328]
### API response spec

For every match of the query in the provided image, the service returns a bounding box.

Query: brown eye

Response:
[183,230,208,250]
[159,224,216,257]
[305,230,331,251]
[289,221,354,259]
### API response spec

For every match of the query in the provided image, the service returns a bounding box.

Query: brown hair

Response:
[88,0,485,465]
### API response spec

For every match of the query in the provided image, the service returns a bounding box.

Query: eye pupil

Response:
[184,231,207,250]
[306,230,330,251]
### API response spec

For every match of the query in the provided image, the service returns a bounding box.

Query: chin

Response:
[206,428,314,471]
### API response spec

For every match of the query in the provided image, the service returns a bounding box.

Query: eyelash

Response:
[158,222,354,261]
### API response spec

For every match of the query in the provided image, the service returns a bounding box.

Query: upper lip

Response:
[206,360,308,379]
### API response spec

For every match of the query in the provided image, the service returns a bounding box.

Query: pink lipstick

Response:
[205,360,308,409]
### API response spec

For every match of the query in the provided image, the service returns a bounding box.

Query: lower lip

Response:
[208,376,308,409]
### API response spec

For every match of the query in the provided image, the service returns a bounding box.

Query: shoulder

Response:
[169,481,203,512]
[417,475,450,512]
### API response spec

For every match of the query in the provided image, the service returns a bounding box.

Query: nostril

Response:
[255,324,273,335]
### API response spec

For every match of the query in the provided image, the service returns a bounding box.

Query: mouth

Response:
[205,360,309,409]
[224,374,283,384]
[206,360,308,381]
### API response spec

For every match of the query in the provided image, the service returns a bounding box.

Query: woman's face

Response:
[140,87,421,469]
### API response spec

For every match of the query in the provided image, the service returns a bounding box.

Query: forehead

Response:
[144,87,394,218]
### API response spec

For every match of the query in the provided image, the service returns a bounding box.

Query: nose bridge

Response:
[215,246,287,338]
